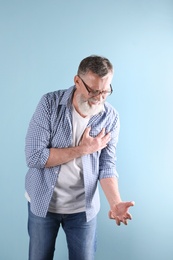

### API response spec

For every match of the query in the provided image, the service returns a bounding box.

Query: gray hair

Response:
[77,55,113,77]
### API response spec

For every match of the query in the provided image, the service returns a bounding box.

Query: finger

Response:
[126,212,132,220]
[115,216,121,226]
[97,128,105,138]
[83,127,91,137]
[108,210,115,219]
[122,219,128,225]
[103,133,111,142]
[125,201,135,208]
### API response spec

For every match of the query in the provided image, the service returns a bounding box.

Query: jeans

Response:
[28,203,97,260]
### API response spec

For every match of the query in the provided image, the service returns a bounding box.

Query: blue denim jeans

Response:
[28,203,97,260]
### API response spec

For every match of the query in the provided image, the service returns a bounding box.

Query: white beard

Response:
[76,93,105,117]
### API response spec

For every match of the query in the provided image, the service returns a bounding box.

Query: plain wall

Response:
[0,0,173,259]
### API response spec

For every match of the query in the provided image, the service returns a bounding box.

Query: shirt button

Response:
[51,185,54,189]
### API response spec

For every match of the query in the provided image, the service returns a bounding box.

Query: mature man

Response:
[25,55,134,260]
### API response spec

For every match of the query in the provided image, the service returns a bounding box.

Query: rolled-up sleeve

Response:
[25,95,51,169]
[99,111,120,180]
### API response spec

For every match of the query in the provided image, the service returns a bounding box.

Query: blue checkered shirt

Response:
[25,86,120,221]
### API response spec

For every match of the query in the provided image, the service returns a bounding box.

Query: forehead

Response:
[83,71,113,84]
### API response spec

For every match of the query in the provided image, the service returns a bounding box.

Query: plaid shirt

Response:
[25,86,120,221]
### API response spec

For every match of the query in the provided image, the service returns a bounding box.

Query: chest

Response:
[49,105,110,148]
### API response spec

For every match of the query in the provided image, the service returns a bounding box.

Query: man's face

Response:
[73,71,113,117]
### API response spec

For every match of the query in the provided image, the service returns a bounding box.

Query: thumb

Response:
[108,210,114,219]
[84,127,91,137]
[125,201,135,208]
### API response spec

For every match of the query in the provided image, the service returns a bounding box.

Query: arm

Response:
[45,127,110,167]
[98,110,134,225]
[25,93,111,169]
[100,177,135,225]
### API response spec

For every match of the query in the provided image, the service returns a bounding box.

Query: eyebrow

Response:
[78,76,111,92]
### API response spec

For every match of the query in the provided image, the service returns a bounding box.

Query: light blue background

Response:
[0,0,173,259]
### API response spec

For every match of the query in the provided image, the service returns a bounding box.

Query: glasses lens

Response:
[79,76,112,97]
[89,91,111,98]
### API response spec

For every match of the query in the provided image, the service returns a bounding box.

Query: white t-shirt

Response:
[48,106,90,214]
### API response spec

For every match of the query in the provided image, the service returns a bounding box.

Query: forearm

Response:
[45,146,86,167]
[45,127,111,168]
[100,177,122,208]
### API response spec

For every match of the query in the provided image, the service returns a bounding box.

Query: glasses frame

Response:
[78,75,113,98]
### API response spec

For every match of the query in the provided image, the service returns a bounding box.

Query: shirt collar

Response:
[59,85,76,107]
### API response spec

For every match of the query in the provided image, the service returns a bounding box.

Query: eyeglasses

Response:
[78,75,113,98]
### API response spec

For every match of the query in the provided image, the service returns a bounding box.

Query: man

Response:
[25,55,134,260]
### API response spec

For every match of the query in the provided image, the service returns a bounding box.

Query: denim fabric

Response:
[28,203,97,260]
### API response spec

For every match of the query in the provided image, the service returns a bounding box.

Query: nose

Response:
[94,92,104,101]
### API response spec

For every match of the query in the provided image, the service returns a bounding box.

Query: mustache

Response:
[75,93,105,116]
[83,96,104,104]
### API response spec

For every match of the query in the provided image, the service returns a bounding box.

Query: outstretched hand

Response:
[109,201,135,226]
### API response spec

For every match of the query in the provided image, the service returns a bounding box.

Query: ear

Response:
[74,75,80,88]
